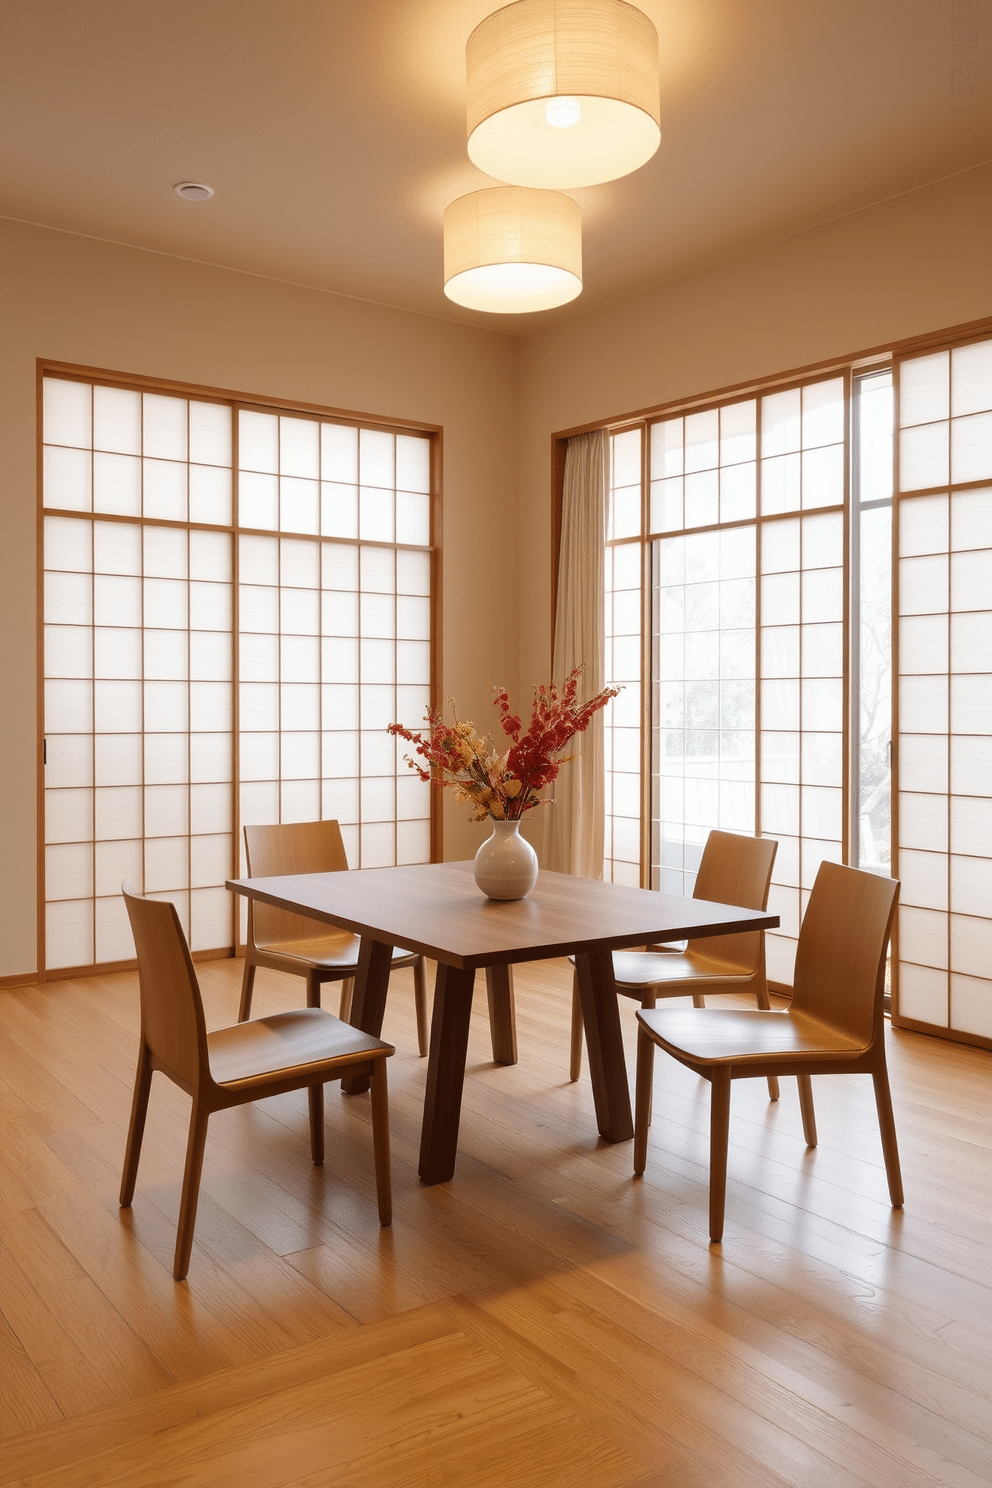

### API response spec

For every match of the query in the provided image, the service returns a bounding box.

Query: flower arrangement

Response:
[388,665,620,822]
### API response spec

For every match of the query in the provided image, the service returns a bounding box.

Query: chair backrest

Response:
[244,819,350,947]
[791,861,899,1047]
[122,883,208,1089]
[680,829,778,975]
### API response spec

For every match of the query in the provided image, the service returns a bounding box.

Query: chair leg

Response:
[338,976,354,1023]
[633,1025,655,1176]
[369,1060,393,1226]
[308,1084,324,1166]
[119,1044,153,1207]
[413,956,429,1057]
[305,968,321,1009]
[174,1101,210,1282]
[753,980,780,1102]
[708,1069,732,1243]
[238,958,256,1022]
[797,1073,817,1147]
[641,992,657,1126]
[872,1065,904,1208]
[569,968,583,1082]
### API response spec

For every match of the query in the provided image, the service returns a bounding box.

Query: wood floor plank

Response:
[581,1250,992,1481]
[0,1309,62,1440]
[0,1308,644,1488]
[1,954,989,1488]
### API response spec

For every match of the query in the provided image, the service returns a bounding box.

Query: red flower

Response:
[389,666,620,822]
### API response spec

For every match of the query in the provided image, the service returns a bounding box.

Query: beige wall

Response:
[0,219,519,978]
[517,163,992,692]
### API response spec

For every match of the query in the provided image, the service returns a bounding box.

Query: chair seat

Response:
[638,1005,866,1065]
[208,1007,394,1087]
[254,933,419,973]
[613,949,756,993]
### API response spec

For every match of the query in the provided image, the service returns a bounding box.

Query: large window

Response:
[597,327,992,1048]
[41,374,435,975]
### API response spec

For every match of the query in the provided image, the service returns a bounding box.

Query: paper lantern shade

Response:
[466,0,660,189]
[443,187,582,313]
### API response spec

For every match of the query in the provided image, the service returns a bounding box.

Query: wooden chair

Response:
[633,860,902,1243]
[569,831,779,1102]
[238,819,429,1055]
[120,883,393,1281]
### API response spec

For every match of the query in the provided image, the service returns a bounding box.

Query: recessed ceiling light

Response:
[173,182,214,201]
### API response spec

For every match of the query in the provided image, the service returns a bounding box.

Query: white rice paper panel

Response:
[949,974,992,1038]
[190,783,231,834]
[190,732,231,783]
[901,352,949,427]
[93,386,141,455]
[45,787,94,845]
[190,887,233,951]
[189,401,231,467]
[898,961,947,1026]
[46,899,93,970]
[95,838,143,898]
[44,378,92,449]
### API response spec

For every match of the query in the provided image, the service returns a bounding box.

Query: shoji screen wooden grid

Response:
[235,409,431,892]
[894,337,992,1043]
[41,375,434,976]
[603,429,644,886]
[756,378,847,987]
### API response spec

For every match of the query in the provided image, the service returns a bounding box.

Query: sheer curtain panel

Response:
[545,429,610,876]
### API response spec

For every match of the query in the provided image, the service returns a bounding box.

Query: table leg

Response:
[485,964,517,1065]
[418,963,476,1184]
[574,948,634,1144]
[342,937,394,1096]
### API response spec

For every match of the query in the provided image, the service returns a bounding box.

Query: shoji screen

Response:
[43,380,234,968]
[895,338,992,1042]
[649,401,757,897]
[758,378,847,986]
[236,411,431,878]
[42,376,435,977]
[604,430,643,886]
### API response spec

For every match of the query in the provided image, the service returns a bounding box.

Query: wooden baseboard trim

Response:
[38,947,236,984]
[0,971,39,990]
[891,1012,992,1053]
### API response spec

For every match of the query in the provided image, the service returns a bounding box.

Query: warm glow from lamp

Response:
[443,187,582,313]
[466,0,660,189]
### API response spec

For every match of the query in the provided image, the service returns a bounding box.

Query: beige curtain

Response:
[543,429,609,876]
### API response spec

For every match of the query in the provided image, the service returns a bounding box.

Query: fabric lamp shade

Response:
[443,187,582,313]
[466,0,660,189]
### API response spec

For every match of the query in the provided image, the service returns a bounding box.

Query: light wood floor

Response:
[1,956,990,1487]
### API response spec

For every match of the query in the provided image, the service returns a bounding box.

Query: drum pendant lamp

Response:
[443,186,582,313]
[466,0,661,190]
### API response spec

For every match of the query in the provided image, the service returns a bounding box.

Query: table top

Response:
[227,860,779,970]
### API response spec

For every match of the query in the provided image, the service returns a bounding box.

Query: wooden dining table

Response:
[226,860,778,1185]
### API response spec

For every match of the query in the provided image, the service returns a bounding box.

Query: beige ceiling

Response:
[1,0,989,336]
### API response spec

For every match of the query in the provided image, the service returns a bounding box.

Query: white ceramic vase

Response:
[473,819,539,900]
